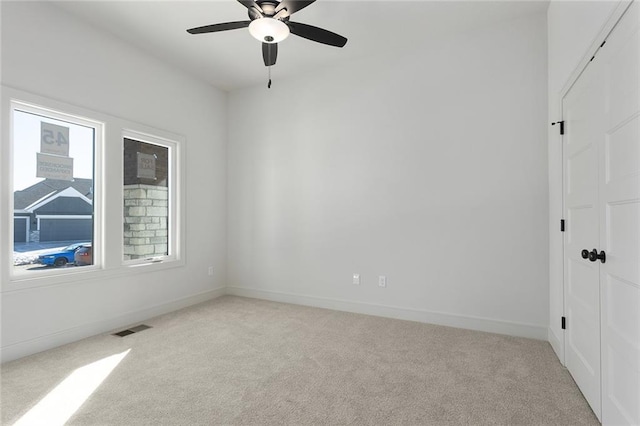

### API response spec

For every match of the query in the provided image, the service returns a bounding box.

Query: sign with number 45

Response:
[41,122,70,157]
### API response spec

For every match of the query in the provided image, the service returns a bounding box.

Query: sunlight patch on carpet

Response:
[13,349,131,426]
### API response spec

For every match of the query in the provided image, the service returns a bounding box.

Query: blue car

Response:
[38,242,90,267]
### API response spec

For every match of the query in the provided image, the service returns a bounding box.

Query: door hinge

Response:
[552,121,565,135]
[560,219,565,232]
[562,316,566,330]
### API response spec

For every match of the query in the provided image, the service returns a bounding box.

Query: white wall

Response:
[227,13,549,339]
[0,1,227,362]
[546,0,629,362]
[6,1,616,362]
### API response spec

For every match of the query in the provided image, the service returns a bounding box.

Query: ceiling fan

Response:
[187,0,348,70]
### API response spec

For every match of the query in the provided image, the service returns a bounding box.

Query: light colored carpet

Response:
[2,296,598,425]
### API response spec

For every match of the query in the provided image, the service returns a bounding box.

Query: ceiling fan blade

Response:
[187,21,251,35]
[275,0,316,15]
[237,0,263,14]
[262,43,278,66]
[287,22,347,47]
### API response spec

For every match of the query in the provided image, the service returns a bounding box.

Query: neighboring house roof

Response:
[14,178,93,210]
[25,187,93,214]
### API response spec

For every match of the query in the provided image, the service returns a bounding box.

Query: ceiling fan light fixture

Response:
[249,17,289,43]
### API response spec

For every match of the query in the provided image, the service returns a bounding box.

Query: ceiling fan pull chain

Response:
[268,65,272,89]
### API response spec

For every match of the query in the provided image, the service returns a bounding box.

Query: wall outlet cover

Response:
[378,275,387,287]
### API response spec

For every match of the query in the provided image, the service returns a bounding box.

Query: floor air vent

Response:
[113,324,152,337]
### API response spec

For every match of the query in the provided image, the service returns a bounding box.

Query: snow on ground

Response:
[13,246,66,266]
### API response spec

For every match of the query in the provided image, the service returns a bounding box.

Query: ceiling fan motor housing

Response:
[252,1,283,18]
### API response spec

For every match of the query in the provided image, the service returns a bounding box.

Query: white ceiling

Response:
[54,0,548,91]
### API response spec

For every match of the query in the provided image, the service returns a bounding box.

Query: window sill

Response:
[2,257,185,294]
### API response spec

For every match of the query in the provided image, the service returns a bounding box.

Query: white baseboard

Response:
[1,287,226,363]
[548,326,565,365]
[226,286,548,340]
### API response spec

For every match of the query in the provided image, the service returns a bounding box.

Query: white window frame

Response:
[121,129,182,267]
[2,88,185,292]
[6,98,103,282]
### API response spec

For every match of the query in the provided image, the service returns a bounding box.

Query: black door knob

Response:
[588,249,606,264]
[581,249,590,259]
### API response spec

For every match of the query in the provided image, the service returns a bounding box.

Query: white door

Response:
[563,50,604,421]
[563,2,640,425]
[599,2,640,424]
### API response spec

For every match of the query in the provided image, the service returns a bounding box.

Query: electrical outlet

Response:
[353,273,360,285]
[378,275,387,288]
[208,266,214,276]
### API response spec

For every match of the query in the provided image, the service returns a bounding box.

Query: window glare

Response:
[13,111,94,190]
[123,137,170,262]
[12,107,95,273]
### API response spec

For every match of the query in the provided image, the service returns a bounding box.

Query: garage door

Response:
[40,218,92,242]
[13,218,27,243]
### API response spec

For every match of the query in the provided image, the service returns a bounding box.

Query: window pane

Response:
[12,109,95,272]
[123,138,170,261]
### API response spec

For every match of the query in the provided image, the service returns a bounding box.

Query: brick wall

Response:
[123,184,168,260]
